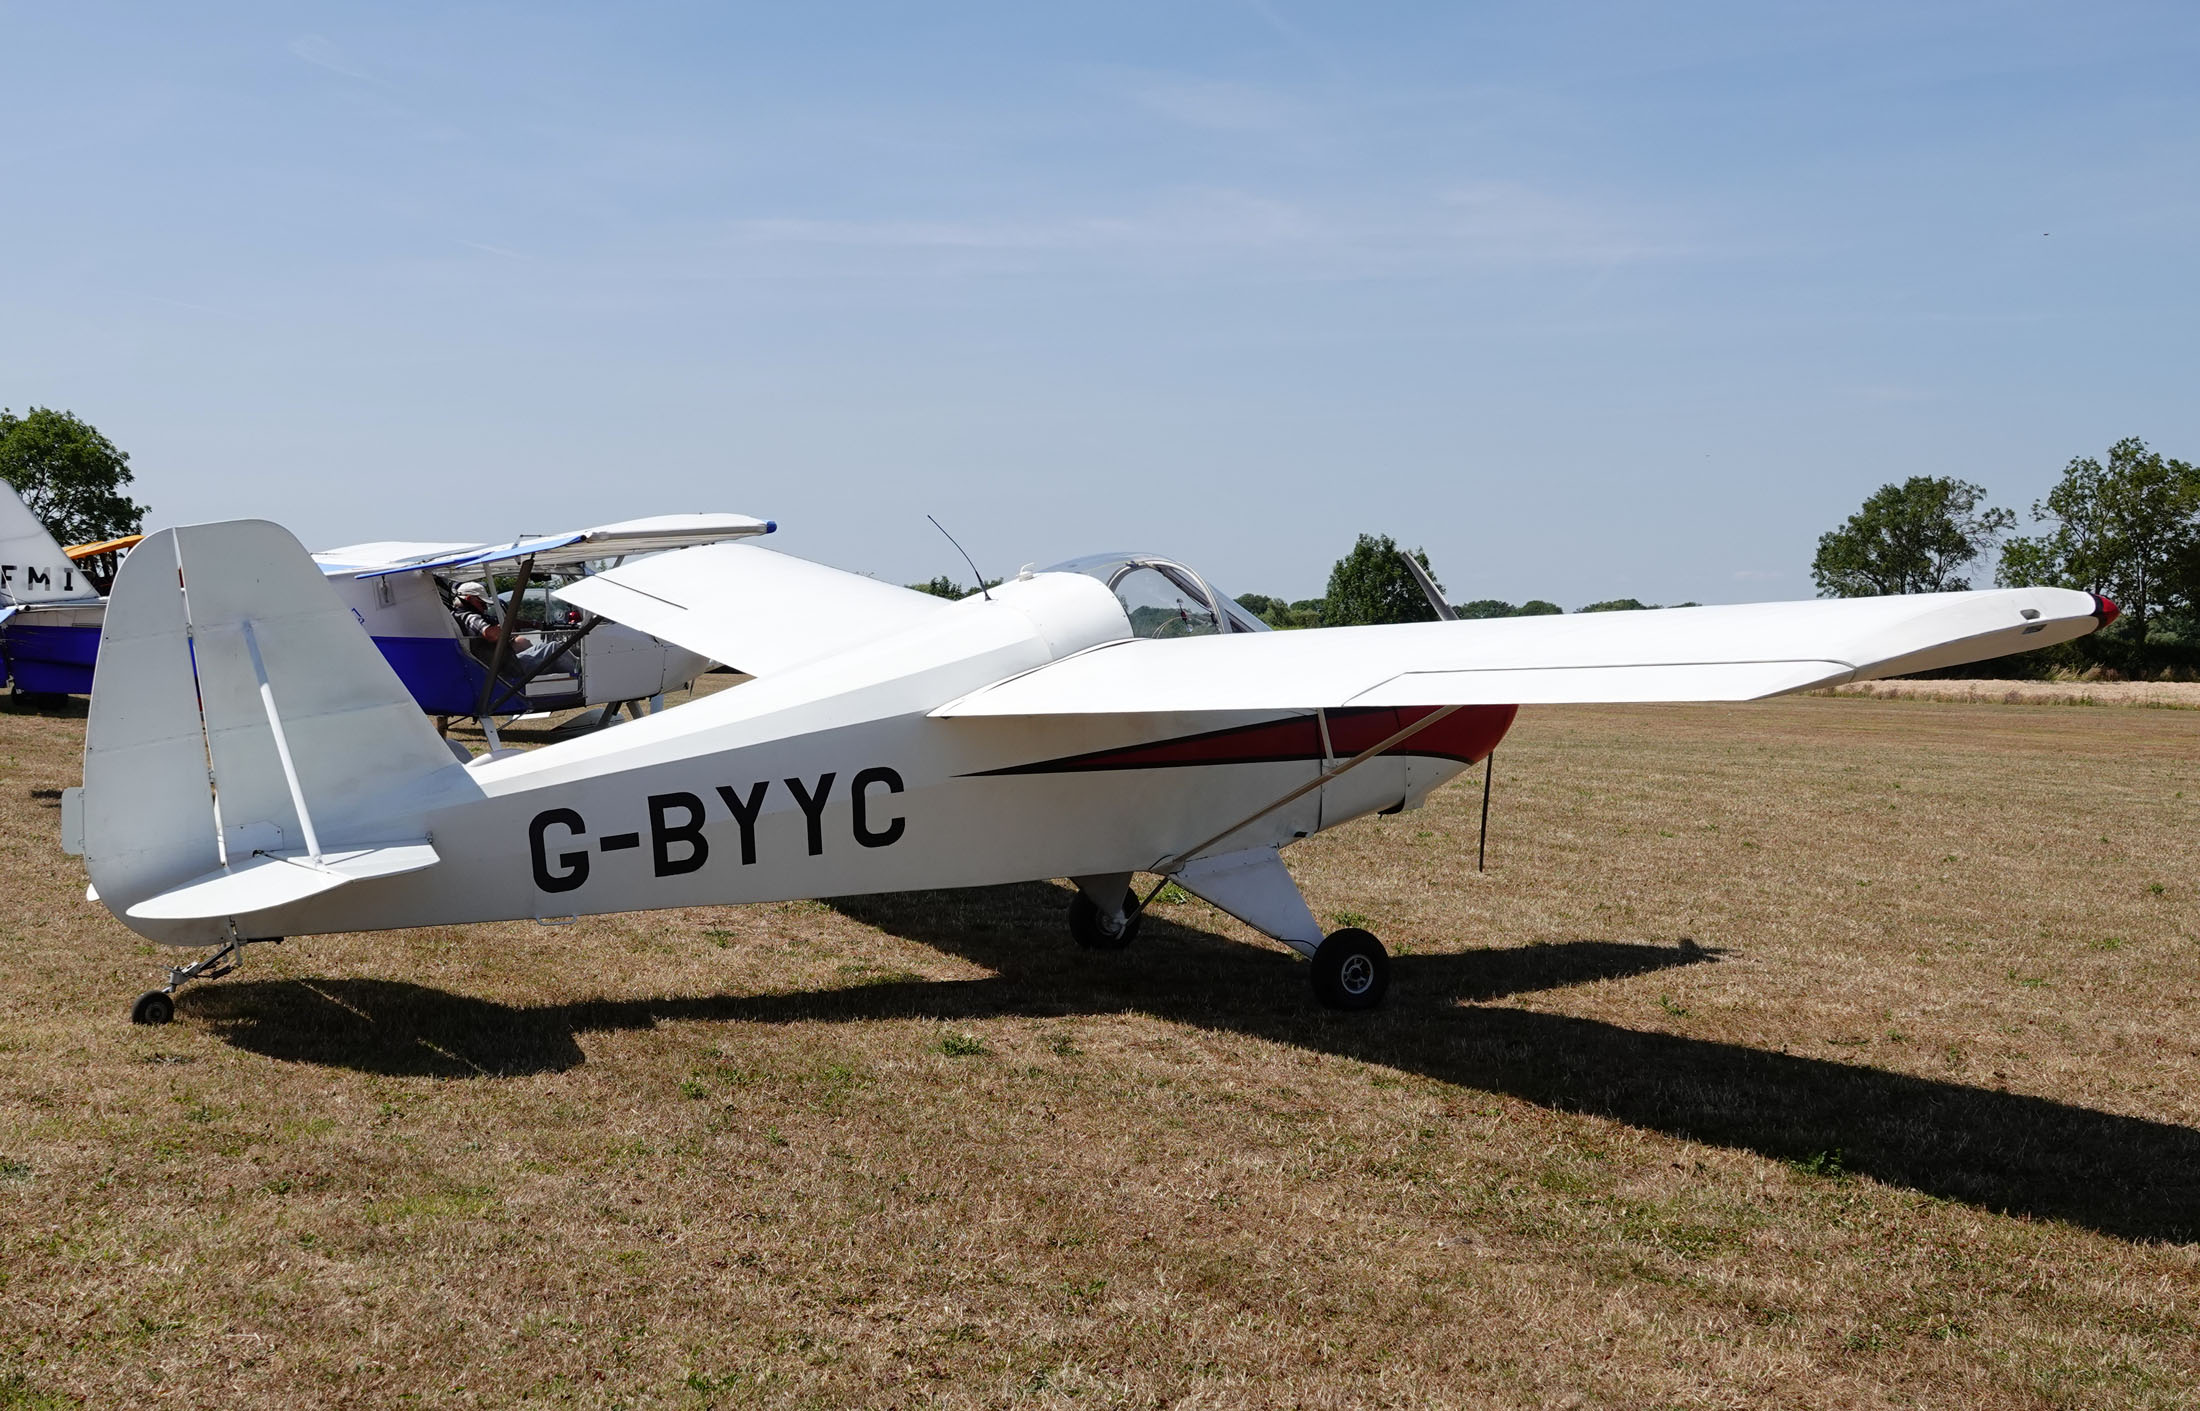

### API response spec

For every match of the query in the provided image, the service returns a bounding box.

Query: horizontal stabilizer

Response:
[554,542,950,676]
[125,841,440,921]
[935,586,2110,717]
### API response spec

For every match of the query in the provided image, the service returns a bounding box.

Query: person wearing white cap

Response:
[450,581,557,674]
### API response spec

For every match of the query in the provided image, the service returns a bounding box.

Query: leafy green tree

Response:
[1323,533,1441,627]
[1997,438,2200,642]
[0,407,146,545]
[1515,600,1562,616]
[1811,476,2013,598]
[1453,598,1515,619]
[1231,593,1324,628]
[907,574,1000,599]
[1578,598,1650,613]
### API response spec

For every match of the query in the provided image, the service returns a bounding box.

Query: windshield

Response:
[1046,553,1269,637]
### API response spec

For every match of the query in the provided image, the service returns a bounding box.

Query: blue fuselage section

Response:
[1,620,582,714]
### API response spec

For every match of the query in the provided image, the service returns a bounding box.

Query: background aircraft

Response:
[0,480,114,695]
[1,481,770,735]
[310,515,772,740]
[60,519,2113,1024]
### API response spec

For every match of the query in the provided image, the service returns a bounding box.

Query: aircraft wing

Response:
[934,587,2112,717]
[316,513,776,580]
[553,541,951,676]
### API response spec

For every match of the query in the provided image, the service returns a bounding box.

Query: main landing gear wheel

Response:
[1068,890,1143,951]
[1311,928,1389,1011]
[130,990,175,1026]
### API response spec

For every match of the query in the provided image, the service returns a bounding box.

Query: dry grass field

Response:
[1828,679,2200,710]
[3,688,2198,1408]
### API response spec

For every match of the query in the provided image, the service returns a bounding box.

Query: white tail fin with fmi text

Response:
[0,479,94,606]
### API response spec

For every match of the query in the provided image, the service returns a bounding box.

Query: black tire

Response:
[1068,890,1142,951]
[131,990,174,1026]
[1310,929,1389,1010]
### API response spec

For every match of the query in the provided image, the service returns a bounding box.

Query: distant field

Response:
[3,690,2198,1408]
[1830,678,2200,709]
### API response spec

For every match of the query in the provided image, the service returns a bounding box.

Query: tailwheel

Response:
[125,935,279,1024]
[1311,928,1389,1010]
[1068,890,1142,951]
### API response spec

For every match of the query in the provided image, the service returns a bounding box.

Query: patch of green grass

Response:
[2086,936,2124,952]
[0,1158,31,1183]
[1657,994,1689,1018]
[1331,909,1372,930]
[678,1078,709,1100]
[1791,1149,1847,1180]
[0,1374,73,1410]
[1046,1033,1081,1058]
[937,1032,989,1058]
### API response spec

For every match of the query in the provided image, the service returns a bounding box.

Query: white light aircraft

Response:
[62,520,2114,1025]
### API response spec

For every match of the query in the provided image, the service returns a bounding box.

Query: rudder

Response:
[81,521,460,941]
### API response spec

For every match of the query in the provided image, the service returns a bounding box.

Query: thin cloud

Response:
[1436,181,1691,263]
[1241,0,1337,74]
[288,35,378,83]
[1123,76,1297,133]
[715,183,1687,273]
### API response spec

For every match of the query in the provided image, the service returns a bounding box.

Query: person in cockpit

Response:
[451,580,560,674]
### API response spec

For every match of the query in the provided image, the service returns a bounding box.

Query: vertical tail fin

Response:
[0,479,92,605]
[82,520,460,940]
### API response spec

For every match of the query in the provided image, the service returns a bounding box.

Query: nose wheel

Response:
[1068,890,1142,950]
[1310,928,1389,1010]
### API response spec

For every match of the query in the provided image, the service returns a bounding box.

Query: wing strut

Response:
[473,551,537,745]
[1158,704,1465,871]
[1477,750,1493,872]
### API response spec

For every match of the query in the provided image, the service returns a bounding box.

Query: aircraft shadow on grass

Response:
[197,882,2200,1244]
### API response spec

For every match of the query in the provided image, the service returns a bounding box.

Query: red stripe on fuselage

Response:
[969,704,1518,776]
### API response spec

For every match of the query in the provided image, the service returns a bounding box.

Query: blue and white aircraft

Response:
[2,481,771,729]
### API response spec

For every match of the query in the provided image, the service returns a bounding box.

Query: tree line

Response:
[1233,534,1696,630]
[1811,437,2196,675]
[10,407,2185,677]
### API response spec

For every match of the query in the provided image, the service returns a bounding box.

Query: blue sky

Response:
[4,3,2195,604]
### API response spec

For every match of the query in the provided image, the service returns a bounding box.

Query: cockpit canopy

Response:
[1047,553,1270,638]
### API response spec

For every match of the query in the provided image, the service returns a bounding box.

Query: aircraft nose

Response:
[2093,594,2120,626]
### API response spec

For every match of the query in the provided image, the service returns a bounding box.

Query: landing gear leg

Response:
[129,935,280,1024]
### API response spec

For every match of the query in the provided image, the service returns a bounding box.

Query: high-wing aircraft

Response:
[310,514,772,740]
[2,481,770,733]
[61,520,2113,1025]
